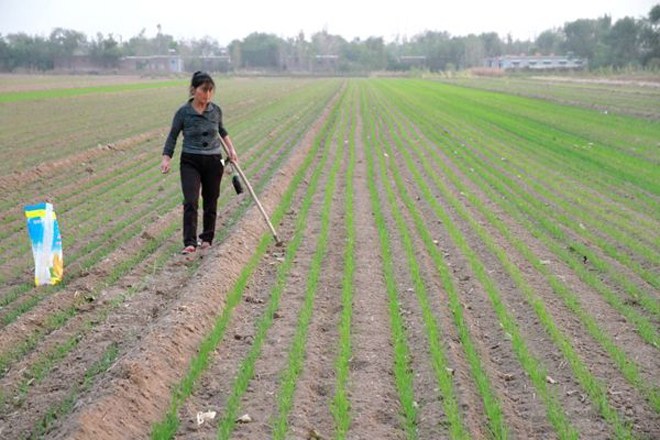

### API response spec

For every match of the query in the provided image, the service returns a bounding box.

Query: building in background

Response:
[484,55,587,70]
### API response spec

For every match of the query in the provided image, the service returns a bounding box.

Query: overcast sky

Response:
[1,0,657,44]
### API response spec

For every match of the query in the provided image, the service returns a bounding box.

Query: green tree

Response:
[49,28,86,57]
[90,33,121,68]
[480,32,504,57]
[563,16,611,66]
[607,17,642,67]
[5,33,51,70]
[535,29,564,54]
[641,4,660,66]
[239,33,284,69]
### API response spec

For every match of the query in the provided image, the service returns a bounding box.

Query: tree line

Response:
[1,5,658,73]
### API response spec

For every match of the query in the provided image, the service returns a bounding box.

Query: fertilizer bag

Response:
[24,202,64,286]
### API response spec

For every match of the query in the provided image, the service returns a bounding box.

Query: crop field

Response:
[0,74,658,439]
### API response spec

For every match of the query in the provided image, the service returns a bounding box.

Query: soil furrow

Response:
[286,141,348,439]
[346,116,406,439]
[405,147,621,437]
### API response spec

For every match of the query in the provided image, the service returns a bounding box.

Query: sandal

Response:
[199,241,212,250]
[181,245,196,255]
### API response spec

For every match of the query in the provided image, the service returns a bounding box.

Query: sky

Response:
[1,0,657,45]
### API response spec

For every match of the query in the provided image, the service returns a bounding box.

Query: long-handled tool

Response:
[218,135,281,245]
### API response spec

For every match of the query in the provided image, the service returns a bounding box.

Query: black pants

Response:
[180,152,224,247]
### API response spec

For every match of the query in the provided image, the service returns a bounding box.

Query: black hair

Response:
[190,71,215,89]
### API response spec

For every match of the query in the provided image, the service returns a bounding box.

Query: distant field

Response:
[442,75,660,119]
[0,74,657,439]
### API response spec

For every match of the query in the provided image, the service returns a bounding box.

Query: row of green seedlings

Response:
[0,77,338,263]
[378,80,659,342]
[150,85,345,439]
[330,82,357,439]
[360,83,505,439]
[368,82,583,439]
[382,84,660,413]
[218,87,348,439]
[1,91,328,434]
[0,154,180,324]
[477,88,659,261]
[414,81,659,293]
[5,124,297,425]
[0,80,186,104]
[376,81,647,436]
[0,77,300,234]
[0,87,188,176]
[25,342,120,439]
[428,80,658,244]
[450,77,660,118]
[454,81,659,178]
[463,79,660,164]
[450,92,660,298]
[396,120,639,438]
[18,124,302,435]
[2,81,332,340]
[437,89,660,345]
[0,90,328,414]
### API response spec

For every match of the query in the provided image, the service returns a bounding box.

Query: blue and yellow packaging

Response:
[24,202,63,286]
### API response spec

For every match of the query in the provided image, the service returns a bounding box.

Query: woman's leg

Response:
[199,154,224,245]
[180,153,202,248]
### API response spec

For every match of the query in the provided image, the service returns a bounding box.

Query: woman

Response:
[161,71,238,255]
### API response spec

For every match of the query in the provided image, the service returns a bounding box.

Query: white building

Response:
[484,55,587,70]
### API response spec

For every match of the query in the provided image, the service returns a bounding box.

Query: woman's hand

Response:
[161,155,171,174]
[223,136,239,163]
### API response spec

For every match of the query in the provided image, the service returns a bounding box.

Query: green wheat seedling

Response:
[380,97,637,438]
[0,133,284,381]
[270,104,345,440]
[368,100,507,439]
[372,136,471,438]
[456,122,660,304]
[381,79,658,253]
[364,83,509,438]
[379,81,659,347]
[331,88,358,439]
[404,110,660,412]
[360,87,418,439]
[0,80,186,103]
[27,342,119,439]
[381,80,658,296]
[399,138,636,438]
[367,82,579,438]
[215,98,344,440]
[432,125,660,347]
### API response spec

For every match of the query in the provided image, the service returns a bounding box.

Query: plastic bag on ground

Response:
[24,202,63,286]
